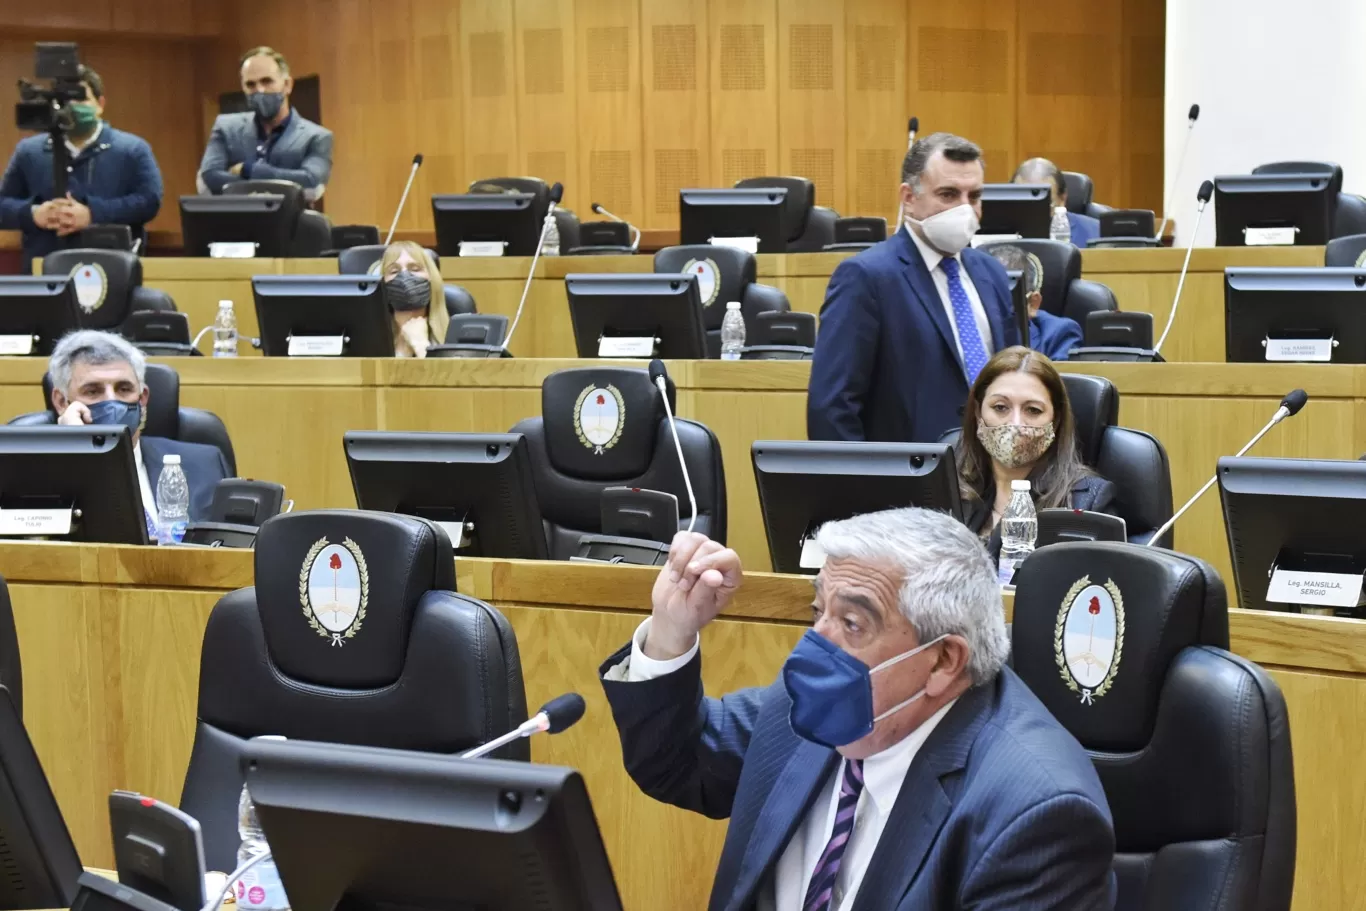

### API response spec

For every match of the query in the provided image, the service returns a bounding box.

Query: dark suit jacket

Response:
[1068,211,1101,247]
[140,436,231,523]
[1029,310,1084,361]
[808,228,1022,443]
[965,474,1117,563]
[601,650,1116,911]
[197,111,333,199]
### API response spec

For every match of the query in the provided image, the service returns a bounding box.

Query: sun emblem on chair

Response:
[299,536,369,646]
[69,262,108,313]
[1054,576,1125,705]
[573,384,625,455]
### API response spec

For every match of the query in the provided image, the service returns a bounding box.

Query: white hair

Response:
[815,507,1009,684]
[48,330,146,398]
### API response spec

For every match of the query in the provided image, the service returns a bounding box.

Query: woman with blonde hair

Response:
[377,241,449,357]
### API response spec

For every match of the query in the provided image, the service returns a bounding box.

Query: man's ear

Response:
[282,73,294,96]
[51,388,67,414]
[138,385,150,409]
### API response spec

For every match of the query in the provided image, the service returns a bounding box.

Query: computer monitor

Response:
[243,738,623,911]
[179,193,302,257]
[252,275,395,357]
[565,273,707,359]
[1224,267,1366,363]
[0,684,83,910]
[0,277,82,357]
[978,184,1051,239]
[0,426,148,545]
[1219,456,1366,614]
[1213,173,1334,247]
[431,194,545,257]
[344,431,550,559]
[678,188,788,253]
[752,441,963,574]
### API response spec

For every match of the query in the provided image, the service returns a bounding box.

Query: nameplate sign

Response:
[458,241,507,257]
[208,242,258,259]
[598,337,654,358]
[1245,227,1297,247]
[709,236,760,255]
[287,335,346,357]
[799,536,827,570]
[1266,568,1364,609]
[1264,337,1333,362]
[0,508,73,536]
[971,233,1022,248]
[0,335,34,356]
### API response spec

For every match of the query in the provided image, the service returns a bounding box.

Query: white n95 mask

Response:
[908,204,981,256]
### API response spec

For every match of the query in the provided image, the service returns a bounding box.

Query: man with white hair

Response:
[601,507,1115,910]
[49,330,230,532]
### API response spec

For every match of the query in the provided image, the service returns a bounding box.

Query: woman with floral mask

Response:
[956,346,1116,558]
[378,241,449,358]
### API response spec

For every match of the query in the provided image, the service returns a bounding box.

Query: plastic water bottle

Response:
[720,301,746,360]
[236,780,289,911]
[543,213,560,256]
[997,479,1037,586]
[213,300,239,357]
[154,454,190,545]
[1050,206,1071,244]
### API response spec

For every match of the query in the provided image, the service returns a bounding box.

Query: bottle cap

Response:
[218,299,233,307]
[1010,479,1031,491]
[726,300,741,311]
[1054,206,1067,215]
[163,454,181,465]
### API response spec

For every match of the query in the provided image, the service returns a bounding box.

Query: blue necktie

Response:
[940,257,990,383]
[802,759,864,911]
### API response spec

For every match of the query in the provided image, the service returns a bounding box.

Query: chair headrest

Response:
[735,176,815,242]
[982,238,1081,316]
[252,510,456,689]
[540,367,668,481]
[833,217,887,245]
[1253,160,1344,196]
[1325,233,1366,267]
[42,249,140,328]
[331,224,381,249]
[751,311,816,348]
[653,244,757,319]
[337,245,441,276]
[1062,171,1094,212]
[1059,373,1118,465]
[1012,543,1229,752]
[40,362,181,435]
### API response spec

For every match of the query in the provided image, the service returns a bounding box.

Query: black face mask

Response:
[247,91,285,122]
[384,270,431,312]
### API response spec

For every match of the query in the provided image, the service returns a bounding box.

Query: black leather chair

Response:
[179,509,527,869]
[825,216,888,252]
[0,577,21,718]
[653,244,791,359]
[734,176,838,252]
[1011,543,1295,911]
[943,373,1172,546]
[42,249,176,336]
[470,176,552,224]
[571,219,635,254]
[1336,194,1366,238]
[1326,233,1366,267]
[330,224,380,250]
[510,367,726,559]
[9,363,237,475]
[742,311,817,360]
[979,238,1117,325]
[221,180,332,257]
[1061,170,1112,219]
[337,245,478,317]
[1251,161,1365,240]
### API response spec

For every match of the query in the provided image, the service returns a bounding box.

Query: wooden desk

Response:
[1,542,1361,911]
[1,359,1359,585]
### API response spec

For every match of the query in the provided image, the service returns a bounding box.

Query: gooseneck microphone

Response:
[382,153,424,246]
[591,201,640,251]
[649,358,698,534]
[1154,179,1214,356]
[1146,389,1308,547]
[459,692,587,759]
[502,181,564,354]
[1155,103,1201,241]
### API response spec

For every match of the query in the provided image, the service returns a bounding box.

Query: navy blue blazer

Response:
[1029,310,1084,361]
[601,650,1116,911]
[808,228,1022,443]
[1068,211,1101,247]
[140,436,231,523]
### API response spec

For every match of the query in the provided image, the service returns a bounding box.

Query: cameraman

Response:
[0,65,163,273]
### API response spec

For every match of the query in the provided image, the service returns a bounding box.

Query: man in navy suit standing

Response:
[808,133,1021,443]
[601,508,1116,911]
[50,330,230,532]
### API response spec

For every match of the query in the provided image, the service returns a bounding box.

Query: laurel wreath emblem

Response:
[573,384,626,454]
[298,536,369,646]
[1054,576,1126,703]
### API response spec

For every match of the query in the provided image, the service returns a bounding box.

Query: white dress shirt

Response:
[133,441,158,526]
[904,224,994,366]
[607,618,958,911]
[64,121,105,157]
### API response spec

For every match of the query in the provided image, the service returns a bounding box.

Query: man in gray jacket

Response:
[197,47,332,202]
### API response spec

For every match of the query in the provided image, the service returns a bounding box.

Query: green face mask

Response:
[68,103,100,132]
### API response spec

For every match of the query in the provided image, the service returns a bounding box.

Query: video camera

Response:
[15,42,85,134]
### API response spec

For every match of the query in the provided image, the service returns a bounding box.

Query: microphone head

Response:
[1280,388,1308,416]
[1188,103,1200,122]
[412,153,424,166]
[539,693,586,734]
[648,358,667,386]
[1197,179,1214,203]
[549,182,564,204]
[908,116,919,133]
[591,202,603,214]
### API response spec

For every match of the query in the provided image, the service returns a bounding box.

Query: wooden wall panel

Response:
[640,0,710,228]
[778,1,845,212]
[514,0,579,213]
[1120,0,1165,212]
[461,0,520,191]
[845,0,908,220]
[576,0,645,221]
[709,0,778,189]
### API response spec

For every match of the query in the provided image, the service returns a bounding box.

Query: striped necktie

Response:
[802,758,865,911]
[940,256,990,383]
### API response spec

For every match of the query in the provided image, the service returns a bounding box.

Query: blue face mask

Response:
[87,399,142,434]
[781,628,947,748]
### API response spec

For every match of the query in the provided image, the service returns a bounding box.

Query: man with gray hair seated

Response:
[1012,157,1100,248]
[601,507,1115,910]
[50,330,230,533]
